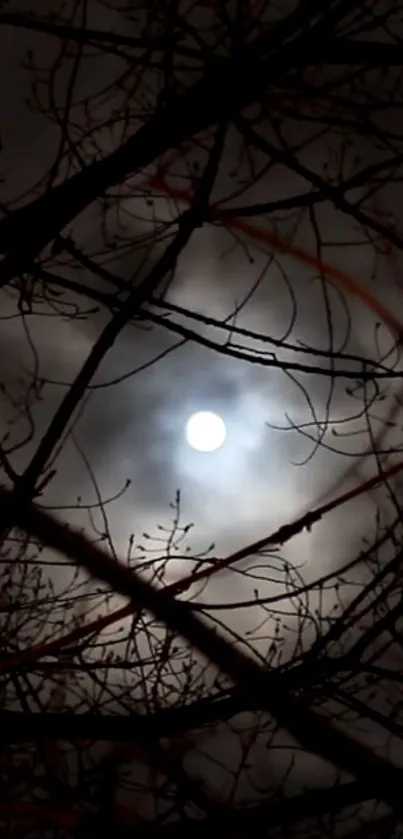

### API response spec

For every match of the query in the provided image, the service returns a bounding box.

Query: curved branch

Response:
[3,486,403,808]
[234,117,403,252]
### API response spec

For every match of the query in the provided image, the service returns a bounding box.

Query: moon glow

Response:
[185,411,227,453]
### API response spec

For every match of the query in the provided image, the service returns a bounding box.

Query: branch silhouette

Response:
[2,485,403,810]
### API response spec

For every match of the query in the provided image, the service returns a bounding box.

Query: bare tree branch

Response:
[3,486,403,811]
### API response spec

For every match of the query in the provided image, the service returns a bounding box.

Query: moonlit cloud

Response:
[1,2,403,820]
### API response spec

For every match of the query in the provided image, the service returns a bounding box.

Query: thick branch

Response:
[0,3,389,283]
[0,125,226,549]
[0,691,249,743]
[3,488,403,809]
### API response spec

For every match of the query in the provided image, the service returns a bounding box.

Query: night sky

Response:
[1,0,403,830]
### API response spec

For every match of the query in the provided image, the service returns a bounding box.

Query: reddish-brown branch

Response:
[147,175,403,339]
[3,457,403,674]
[3,486,403,804]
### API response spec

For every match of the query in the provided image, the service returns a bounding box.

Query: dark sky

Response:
[1,0,402,605]
[1,0,403,818]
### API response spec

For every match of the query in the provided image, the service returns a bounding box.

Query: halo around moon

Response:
[185,411,227,453]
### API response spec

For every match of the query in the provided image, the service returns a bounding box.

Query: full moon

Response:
[185,411,227,452]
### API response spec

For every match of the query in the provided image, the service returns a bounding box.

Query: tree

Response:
[1,0,403,836]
